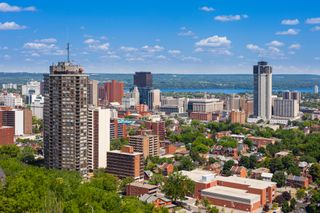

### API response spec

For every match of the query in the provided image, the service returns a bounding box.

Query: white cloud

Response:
[35,38,57,43]
[126,57,144,62]
[306,17,320,24]
[89,43,109,51]
[141,45,164,53]
[289,43,301,50]
[168,50,181,55]
[0,46,8,50]
[246,44,263,52]
[196,36,231,48]
[24,42,56,50]
[3,54,11,60]
[311,26,320,31]
[0,21,26,30]
[120,46,138,52]
[84,38,99,44]
[181,56,201,62]
[199,6,214,12]
[266,40,284,47]
[281,19,299,25]
[214,14,248,22]
[276,28,299,35]
[156,55,167,60]
[0,2,36,12]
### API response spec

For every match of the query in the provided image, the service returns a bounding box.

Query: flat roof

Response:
[128,182,158,189]
[181,169,276,189]
[201,186,261,205]
[107,150,142,156]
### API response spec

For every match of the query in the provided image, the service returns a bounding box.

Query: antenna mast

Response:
[66,43,70,62]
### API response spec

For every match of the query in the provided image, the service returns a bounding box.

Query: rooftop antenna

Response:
[66,43,70,62]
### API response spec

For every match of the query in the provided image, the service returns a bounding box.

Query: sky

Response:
[0,0,320,74]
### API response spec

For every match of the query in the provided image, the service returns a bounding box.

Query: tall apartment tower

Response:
[43,61,88,177]
[87,106,110,171]
[148,89,161,111]
[134,72,153,105]
[253,61,272,120]
[104,80,124,104]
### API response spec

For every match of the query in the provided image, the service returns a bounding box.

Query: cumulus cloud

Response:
[199,6,214,12]
[214,14,248,22]
[141,45,164,53]
[196,36,231,48]
[0,21,26,30]
[178,27,197,38]
[24,42,56,50]
[181,56,201,62]
[0,2,36,12]
[84,38,99,44]
[289,43,301,50]
[246,44,263,52]
[83,38,110,51]
[276,28,299,35]
[246,43,285,58]
[195,35,232,55]
[266,40,284,47]
[281,19,299,25]
[119,46,138,52]
[306,17,320,24]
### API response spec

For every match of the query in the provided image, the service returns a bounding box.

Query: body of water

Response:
[160,88,314,94]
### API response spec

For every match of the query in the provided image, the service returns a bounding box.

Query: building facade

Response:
[43,61,88,177]
[253,61,272,120]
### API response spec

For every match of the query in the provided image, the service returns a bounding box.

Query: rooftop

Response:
[128,182,158,189]
[201,186,261,205]
[107,149,143,156]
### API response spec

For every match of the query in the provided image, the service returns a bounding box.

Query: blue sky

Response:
[0,0,320,74]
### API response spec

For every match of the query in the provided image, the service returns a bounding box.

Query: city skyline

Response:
[0,0,319,74]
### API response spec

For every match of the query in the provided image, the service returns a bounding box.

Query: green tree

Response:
[222,160,234,176]
[239,156,250,168]
[296,189,306,200]
[309,163,320,184]
[162,172,195,202]
[272,171,286,187]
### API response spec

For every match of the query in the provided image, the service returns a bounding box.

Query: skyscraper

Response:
[253,61,272,120]
[104,80,124,104]
[134,72,153,104]
[43,61,88,177]
[314,85,319,94]
[148,89,161,110]
[130,86,140,106]
[88,80,99,106]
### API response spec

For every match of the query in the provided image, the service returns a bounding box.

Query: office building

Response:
[122,97,136,109]
[1,83,17,90]
[22,81,41,96]
[188,99,224,113]
[30,95,44,119]
[253,61,273,120]
[23,109,32,135]
[226,95,241,111]
[134,72,153,104]
[130,86,140,106]
[87,107,110,171]
[88,80,99,106]
[182,169,276,213]
[110,119,129,140]
[230,110,246,124]
[273,98,299,119]
[43,61,88,177]
[104,80,124,104]
[0,111,14,145]
[161,96,186,111]
[106,145,144,179]
[0,107,27,136]
[160,105,184,115]
[129,135,159,158]
[148,89,161,110]
[190,112,212,121]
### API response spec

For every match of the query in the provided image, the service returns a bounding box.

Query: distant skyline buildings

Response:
[0,1,320,74]
[134,72,153,105]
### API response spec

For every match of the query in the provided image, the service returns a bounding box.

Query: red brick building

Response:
[145,121,166,141]
[190,112,212,121]
[0,111,14,145]
[126,182,158,196]
[182,170,277,212]
[104,80,124,104]
[247,136,276,148]
[230,166,247,177]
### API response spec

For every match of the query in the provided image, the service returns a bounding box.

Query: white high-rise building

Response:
[0,93,23,107]
[148,89,161,110]
[253,61,272,120]
[87,106,110,170]
[30,95,44,119]
[130,86,140,106]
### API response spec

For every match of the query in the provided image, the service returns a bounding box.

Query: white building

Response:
[148,89,161,111]
[0,93,23,107]
[87,107,110,170]
[273,98,299,119]
[314,85,319,94]
[189,98,224,113]
[30,95,44,119]
[21,81,41,96]
[130,86,140,106]
[2,83,17,89]
[253,61,272,120]
[122,97,136,109]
